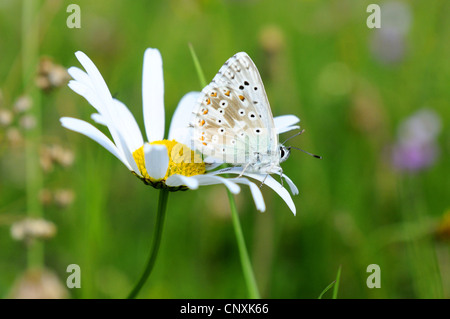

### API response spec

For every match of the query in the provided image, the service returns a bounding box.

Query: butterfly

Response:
[189,52,293,179]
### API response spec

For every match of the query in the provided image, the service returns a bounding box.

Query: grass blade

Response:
[332,265,342,299]
[318,280,336,299]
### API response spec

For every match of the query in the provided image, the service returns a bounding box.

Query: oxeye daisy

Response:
[60,49,302,215]
[60,49,272,211]
[60,48,302,299]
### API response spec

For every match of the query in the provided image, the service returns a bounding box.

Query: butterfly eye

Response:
[244,81,249,86]
[216,119,223,124]
[231,139,236,145]
[254,128,261,134]
[218,108,225,115]
[218,128,225,135]
[238,109,245,116]
[220,100,228,108]
[253,86,258,91]
[239,85,244,90]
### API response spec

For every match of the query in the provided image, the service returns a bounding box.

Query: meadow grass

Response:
[0,0,449,298]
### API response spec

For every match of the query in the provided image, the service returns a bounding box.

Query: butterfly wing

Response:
[190,52,279,169]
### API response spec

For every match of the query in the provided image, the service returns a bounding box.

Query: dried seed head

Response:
[57,148,75,167]
[40,144,75,172]
[6,127,23,147]
[259,25,285,54]
[54,189,75,208]
[36,57,70,91]
[19,114,36,130]
[50,144,74,167]
[0,108,13,126]
[10,218,57,242]
[40,147,54,173]
[8,268,69,299]
[13,95,32,113]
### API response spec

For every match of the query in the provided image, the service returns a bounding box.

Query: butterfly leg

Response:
[259,163,277,188]
[237,162,251,178]
[279,172,284,187]
[259,173,270,189]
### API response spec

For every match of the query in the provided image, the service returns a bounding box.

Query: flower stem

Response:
[189,44,260,299]
[127,188,169,299]
[22,0,44,269]
[227,190,261,299]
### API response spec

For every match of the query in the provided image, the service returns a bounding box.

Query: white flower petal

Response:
[212,167,296,215]
[277,125,301,135]
[110,123,141,174]
[89,99,144,153]
[60,117,131,170]
[70,52,137,169]
[75,51,114,105]
[91,113,106,126]
[191,175,240,194]
[67,67,92,86]
[282,173,299,195]
[68,80,102,113]
[74,51,115,119]
[142,48,165,142]
[274,115,300,130]
[110,99,144,152]
[168,91,200,147]
[144,144,169,180]
[233,178,266,212]
[165,174,199,189]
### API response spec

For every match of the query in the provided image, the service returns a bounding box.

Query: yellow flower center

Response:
[132,140,206,189]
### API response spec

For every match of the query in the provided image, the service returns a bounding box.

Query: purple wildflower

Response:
[391,109,441,172]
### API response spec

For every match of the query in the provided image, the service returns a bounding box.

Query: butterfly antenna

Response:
[288,146,322,159]
[282,129,305,144]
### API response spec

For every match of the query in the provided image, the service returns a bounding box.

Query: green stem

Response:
[228,191,261,299]
[189,44,260,299]
[22,0,43,269]
[188,43,207,89]
[127,189,169,299]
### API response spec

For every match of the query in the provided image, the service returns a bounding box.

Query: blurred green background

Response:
[0,0,449,299]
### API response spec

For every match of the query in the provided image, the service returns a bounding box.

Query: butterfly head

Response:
[279,144,291,163]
